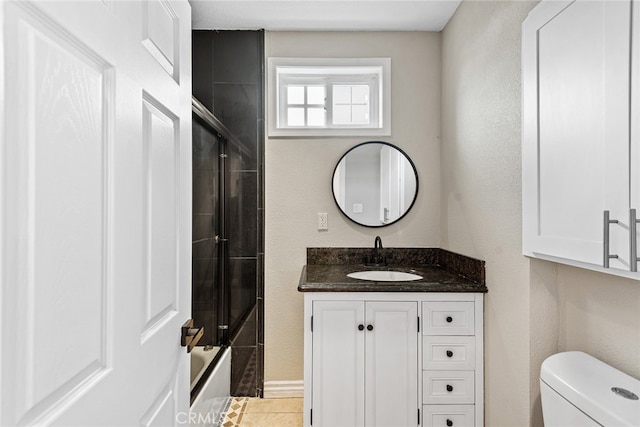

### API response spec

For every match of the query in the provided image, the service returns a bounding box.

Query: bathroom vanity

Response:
[299,248,487,427]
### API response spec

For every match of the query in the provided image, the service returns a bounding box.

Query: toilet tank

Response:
[540,351,640,427]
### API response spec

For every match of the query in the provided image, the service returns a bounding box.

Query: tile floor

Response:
[220,397,303,427]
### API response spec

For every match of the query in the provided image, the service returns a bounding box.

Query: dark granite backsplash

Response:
[307,247,485,285]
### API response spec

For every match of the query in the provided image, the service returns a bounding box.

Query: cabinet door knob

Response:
[367,324,374,331]
[358,324,364,331]
[446,316,453,323]
[446,419,453,427]
[446,350,454,358]
[446,384,453,392]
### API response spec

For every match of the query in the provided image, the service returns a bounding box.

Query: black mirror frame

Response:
[331,141,419,228]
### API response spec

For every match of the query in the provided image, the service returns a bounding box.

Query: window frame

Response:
[268,58,391,137]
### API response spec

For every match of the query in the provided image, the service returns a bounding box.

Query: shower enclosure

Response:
[191,97,262,399]
[191,29,264,400]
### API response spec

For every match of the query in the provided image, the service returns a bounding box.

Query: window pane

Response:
[351,85,369,104]
[287,107,305,126]
[333,105,351,125]
[307,86,326,105]
[351,105,369,124]
[307,108,325,126]
[287,86,305,104]
[333,85,351,104]
[272,59,388,134]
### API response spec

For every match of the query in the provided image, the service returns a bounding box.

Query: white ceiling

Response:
[190,0,462,32]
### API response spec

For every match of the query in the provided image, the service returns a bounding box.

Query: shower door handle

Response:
[214,235,228,244]
[181,319,204,353]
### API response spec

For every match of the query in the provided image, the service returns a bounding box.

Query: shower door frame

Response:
[192,97,232,345]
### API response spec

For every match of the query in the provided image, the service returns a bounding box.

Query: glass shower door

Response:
[192,113,227,348]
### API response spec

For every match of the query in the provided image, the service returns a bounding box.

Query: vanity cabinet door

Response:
[365,302,418,427]
[311,301,366,427]
[522,0,632,272]
[310,300,418,427]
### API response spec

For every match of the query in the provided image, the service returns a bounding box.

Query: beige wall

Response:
[556,266,640,376]
[264,3,640,423]
[264,31,442,383]
[442,1,640,426]
[441,2,538,424]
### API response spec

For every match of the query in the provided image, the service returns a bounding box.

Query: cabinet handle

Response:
[446,384,453,392]
[446,420,453,427]
[446,316,453,323]
[630,209,640,272]
[366,324,374,331]
[603,210,619,268]
[358,324,364,331]
[446,350,454,358]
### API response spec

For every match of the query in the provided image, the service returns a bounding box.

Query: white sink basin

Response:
[347,270,423,282]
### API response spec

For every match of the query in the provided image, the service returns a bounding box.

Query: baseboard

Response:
[262,380,304,398]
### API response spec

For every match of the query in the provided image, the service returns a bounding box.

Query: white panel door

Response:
[311,301,365,427]
[365,301,418,427]
[522,0,631,269]
[0,1,192,425]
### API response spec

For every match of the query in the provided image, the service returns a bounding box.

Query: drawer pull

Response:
[358,324,364,331]
[446,316,453,323]
[446,350,454,358]
[446,384,453,392]
[367,324,374,331]
[446,420,453,427]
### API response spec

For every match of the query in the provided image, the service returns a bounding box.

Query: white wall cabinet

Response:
[522,0,640,278]
[303,293,484,427]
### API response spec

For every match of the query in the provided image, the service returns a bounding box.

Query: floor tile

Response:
[238,412,302,427]
[219,397,303,426]
[244,398,303,413]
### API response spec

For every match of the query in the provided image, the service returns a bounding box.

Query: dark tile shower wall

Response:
[193,30,265,397]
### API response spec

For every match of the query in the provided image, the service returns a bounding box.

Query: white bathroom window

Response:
[268,58,391,137]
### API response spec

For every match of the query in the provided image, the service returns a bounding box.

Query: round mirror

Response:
[332,141,419,227]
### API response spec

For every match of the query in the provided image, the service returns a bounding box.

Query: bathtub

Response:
[190,346,231,426]
[190,346,220,390]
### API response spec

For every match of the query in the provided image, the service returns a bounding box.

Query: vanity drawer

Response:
[423,370,475,404]
[422,301,475,335]
[422,405,475,427]
[423,336,476,370]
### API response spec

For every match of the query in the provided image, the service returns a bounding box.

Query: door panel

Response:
[523,0,631,268]
[0,1,192,425]
[312,301,365,427]
[142,0,180,81]
[141,93,180,341]
[1,3,114,423]
[365,301,418,427]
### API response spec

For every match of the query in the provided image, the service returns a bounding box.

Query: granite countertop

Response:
[298,247,488,293]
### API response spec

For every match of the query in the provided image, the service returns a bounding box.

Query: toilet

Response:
[540,351,640,426]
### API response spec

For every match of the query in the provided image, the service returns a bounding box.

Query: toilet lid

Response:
[540,351,640,427]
